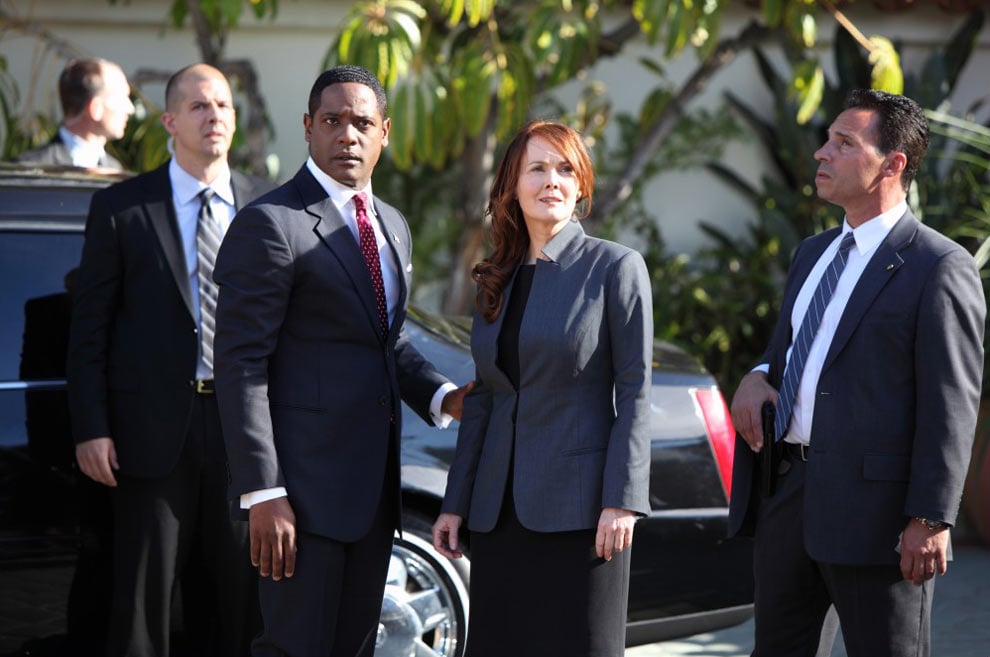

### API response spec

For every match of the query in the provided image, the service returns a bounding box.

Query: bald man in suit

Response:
[68,63,276,657]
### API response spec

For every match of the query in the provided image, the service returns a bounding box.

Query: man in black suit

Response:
[67,63,276,657]
[15,58,133,169]
[213,65,470,657]
[729,89,985,656]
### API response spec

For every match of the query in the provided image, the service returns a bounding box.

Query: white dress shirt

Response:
[169,159,235,381]
[240,160,455,510]
[757,201,906,445]
[59,125,108,168]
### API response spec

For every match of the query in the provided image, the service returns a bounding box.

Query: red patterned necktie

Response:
[353,192,388,335]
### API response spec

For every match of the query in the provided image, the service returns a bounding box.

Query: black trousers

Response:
[752,457,933,657]
[108,394,259,657]
[251,448,399,657]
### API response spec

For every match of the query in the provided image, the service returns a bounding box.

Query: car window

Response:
[0,230,81,449]
[0,231,81,379]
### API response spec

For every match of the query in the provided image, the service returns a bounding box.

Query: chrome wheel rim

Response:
[376,532,469,657]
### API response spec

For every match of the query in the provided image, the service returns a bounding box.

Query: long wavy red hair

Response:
[473,120,594,322]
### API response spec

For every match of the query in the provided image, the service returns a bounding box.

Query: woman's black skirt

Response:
[464,494,631,657]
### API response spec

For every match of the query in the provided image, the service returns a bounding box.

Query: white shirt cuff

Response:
[430,382,458,429]
[752,363,770,374]
[240,486,288,510]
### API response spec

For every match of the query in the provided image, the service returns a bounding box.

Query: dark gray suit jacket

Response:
[441,220,654,533]
[15,131,124,169]
[213,165,449,542]
[729,211,986,565]
[67,162,276,477]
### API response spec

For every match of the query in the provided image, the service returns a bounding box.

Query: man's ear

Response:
[884,151,907,179]
[160,111,176,137]
[87,95,105,122]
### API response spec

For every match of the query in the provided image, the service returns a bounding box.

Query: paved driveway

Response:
[628,543,990,657]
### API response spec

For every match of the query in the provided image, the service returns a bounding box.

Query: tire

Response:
[375,513,470,657]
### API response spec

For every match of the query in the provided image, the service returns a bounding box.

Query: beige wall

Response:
[3,1,987,253]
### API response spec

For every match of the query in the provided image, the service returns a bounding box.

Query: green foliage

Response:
[323,0,860,174]
[109,0,282,32]
[104,97,171,173]
[682,8,989,396]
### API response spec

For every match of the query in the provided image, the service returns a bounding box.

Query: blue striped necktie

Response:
[774,231,856,441]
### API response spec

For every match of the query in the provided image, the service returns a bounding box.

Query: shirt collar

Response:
[169,158,234,207]
[842,200,907,255]
[305,157,374,216]
[58,125,105,167]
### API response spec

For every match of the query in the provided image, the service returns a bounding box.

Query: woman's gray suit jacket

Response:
[441,220,654,533]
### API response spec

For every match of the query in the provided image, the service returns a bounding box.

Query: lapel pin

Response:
[406,263,413,272]
[885,264,894,271]
[392,233,400,244]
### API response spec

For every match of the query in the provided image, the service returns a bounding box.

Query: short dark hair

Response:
[307,65,387,118]
[843,89,930,192]
[58,59,108,118]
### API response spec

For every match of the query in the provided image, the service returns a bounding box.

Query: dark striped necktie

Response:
[196,187,222,372]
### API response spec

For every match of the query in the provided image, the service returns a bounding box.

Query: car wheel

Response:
[376,514,470,657]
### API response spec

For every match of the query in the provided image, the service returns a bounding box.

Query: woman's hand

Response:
[595,507,636,561]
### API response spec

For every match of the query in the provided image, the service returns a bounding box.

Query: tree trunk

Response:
[443,105,498,315]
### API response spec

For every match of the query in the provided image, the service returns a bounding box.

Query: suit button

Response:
[378,396,388,406]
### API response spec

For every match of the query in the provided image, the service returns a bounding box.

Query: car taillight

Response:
[691,386,736,499]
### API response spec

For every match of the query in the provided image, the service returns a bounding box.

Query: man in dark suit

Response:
[728,89,985,657]
[15,58,133,170]
[67,63,276,657]
[213,65,469,657]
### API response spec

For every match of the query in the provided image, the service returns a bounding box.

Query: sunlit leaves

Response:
[389,72,455,169]
[868,35,903,95]
[331,0,426,88]
[528,2,599,86]
[790,59,824,125]
[631,0,725,58]
[162,0,279,31]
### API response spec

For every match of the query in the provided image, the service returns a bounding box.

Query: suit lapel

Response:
[300,169,386,342]
[230,170,255,211]
[821,212,916,372]
[472,267,520,390]
[376,202,409,334]
[145,164,196,319]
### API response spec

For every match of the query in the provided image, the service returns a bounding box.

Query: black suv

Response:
[0,165,753,657]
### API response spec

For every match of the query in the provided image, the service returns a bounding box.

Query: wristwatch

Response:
[914,517,948,530]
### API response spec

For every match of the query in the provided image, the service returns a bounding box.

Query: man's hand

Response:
[75,437,119,487]
[899,518,949,585]
[595,507,636,561]
[249,496,298,581]
[432,512,464,559]
[440,381,475,422]
[730,371,778,452]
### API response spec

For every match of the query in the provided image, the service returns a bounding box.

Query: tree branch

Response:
[586,20,777,232]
